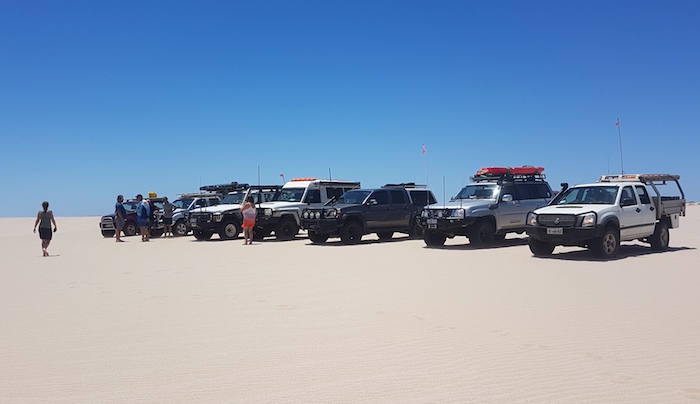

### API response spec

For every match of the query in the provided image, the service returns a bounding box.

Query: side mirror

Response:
[367,199,378,206]
[621,197,636,207]
[501,194,513,203]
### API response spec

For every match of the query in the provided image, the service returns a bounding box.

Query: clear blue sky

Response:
[1,1,698,217]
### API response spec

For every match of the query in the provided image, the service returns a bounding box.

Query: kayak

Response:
[475,166,545,176]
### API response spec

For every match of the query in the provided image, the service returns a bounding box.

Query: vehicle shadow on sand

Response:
[305,235,418,247]
[422,237,529,250]
[536,245,695,262]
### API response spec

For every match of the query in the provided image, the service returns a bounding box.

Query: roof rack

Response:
[598,174,681,183]
[469,173,547,183]
[199,182,249,194]
[382,182,428,189]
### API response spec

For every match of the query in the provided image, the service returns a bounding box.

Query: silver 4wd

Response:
[189,184,281,241]
[419,171,553,247]
[255,178,361,240]
[169,193,222,237]
[526,174,686,259]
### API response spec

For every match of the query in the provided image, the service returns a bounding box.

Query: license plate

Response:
[547,227,563,235]
[427,219,437,225]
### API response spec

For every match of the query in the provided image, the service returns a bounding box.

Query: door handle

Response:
[636,208,641,213]
[650,206,655,211]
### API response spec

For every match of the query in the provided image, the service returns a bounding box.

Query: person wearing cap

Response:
[136,194,150,241]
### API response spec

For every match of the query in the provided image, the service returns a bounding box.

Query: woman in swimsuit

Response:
[33,201,57,257]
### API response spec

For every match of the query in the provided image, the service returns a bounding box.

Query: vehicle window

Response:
[326,188,345,200]
[172,198,194,209]
[221,192,245,204]
[556,186,618,205]
[208,198,220,206]
[337,190,371,204]
[304,189,321,204]
[455,184,498,200]
[501,185,519,200]
[389,190,407,204]
[537,184,553,199]
[621,186,637,205]
[517,184,535,200]
[409,190,437,206]
[635,186,651,204]
[370,190,389,205]
[275,187,305,202]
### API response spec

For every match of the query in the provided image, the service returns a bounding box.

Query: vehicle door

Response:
[497,184,523,230]
[364,190,391,230]
[634,185,656,235]
[388,189,411,228]
[618,186,645,239]
[516,184,550,227]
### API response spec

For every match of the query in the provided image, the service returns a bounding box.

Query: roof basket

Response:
[470,173,547,183]
[199,182,249,194]
[598,174,681,183]
[382,182,427,188]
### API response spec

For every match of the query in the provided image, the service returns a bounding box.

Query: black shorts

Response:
[163,217,173,225]
[39,227,52,241]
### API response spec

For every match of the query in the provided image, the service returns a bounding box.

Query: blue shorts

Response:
[138,219,148,227]
[115,217,126,229]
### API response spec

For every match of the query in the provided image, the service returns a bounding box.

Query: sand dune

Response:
[1,207,699,403]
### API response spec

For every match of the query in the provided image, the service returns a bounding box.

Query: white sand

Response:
[1,207,700,403]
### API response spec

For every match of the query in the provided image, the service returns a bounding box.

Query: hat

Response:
[135,194,143,199]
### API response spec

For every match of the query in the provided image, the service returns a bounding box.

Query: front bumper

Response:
[300,218,340,235]
[525,225,603,245]
[417,216,478,234]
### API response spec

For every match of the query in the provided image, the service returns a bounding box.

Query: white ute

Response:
[525,174,686,259]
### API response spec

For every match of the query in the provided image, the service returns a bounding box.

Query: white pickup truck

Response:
[525,174,685,259]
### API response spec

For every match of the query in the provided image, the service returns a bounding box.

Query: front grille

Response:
[190,212,212,221]
[538,214,576,227]
[426,209,460,219]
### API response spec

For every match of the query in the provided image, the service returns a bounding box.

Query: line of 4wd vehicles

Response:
[99,166,687,260]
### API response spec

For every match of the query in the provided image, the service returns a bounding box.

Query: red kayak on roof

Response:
[475,166,545,176]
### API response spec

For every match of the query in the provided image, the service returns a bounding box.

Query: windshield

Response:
[221,192,246,205]
[274,187,305,202]
[336,190,372,204]
[122,202,138,212]
[454,184,498,200]
[172,198,193,209]
[555,186,618,205]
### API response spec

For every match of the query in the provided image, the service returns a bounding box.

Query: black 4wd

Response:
[300,183,437,244]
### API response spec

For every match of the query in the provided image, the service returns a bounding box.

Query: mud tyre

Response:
[340,221,363,244]
[377,231,394,241]
[528,238,555,256]
[193,229,213,241]
[469,220,495,247]
[124,221,138,237]
[423,230,446,247]
[649,220,670,251]
[173,219,189,237]
[219,221,241,240]
[275,219,298,241]
[591,227,619,259]
[308,231,329,244]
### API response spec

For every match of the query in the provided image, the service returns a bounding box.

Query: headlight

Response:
[450,209,465,219]
[527,212,537,226]
[264,209,272,216]
[302,210,309,219]
[312,211,320,219]
[325,209,337,219]
[581,212,596,227]
[213,213,223,222]
[421,210,428,218]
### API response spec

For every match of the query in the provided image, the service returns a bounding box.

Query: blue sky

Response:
[1,1,698,217]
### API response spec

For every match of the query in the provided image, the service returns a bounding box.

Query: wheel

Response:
[339,221,363,244]
[124,221,137,237]
[101,230,115,238]
[528,238,555,256]
[423,230,446,247]
[150,229,164,238]
[308,231,329,244]
[469,220,495,247]
[218,221,241,240]
[592,227,619,259]
[173,219,189,237]
[193,229,213,241]
[275,219,298,241]
[649,220,670,251]
[409,221,424,239]
[377,231,394,241]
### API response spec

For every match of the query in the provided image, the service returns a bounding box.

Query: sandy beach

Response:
[1,206,699,403]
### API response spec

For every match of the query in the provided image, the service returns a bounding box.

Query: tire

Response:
[592,227,619,259]
[124,221,137,237]
[339,221,363,244]
[219,221,241,240]
[101,230,116,238]
[173,219,189,237]
[308,231,329,244]
[423,230,446,247]
[528,238,555,256]
[193,229,213,241]
[275,219,298,241]
[409,222,424,239]
[469,219,495,247]
[377,231,394,241]
[649,220,670,251]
